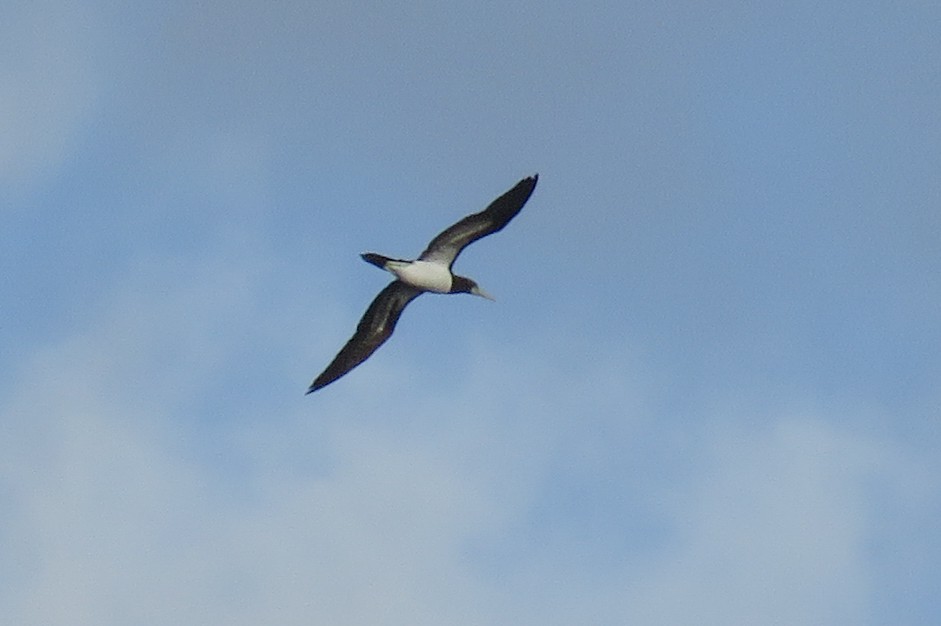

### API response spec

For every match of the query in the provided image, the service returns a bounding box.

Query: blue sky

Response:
[3,1,940,624]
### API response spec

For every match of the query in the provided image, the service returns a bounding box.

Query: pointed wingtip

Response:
[305,384,318,395]
[521,173,538,193]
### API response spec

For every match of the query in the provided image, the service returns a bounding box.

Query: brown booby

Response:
[307,174,538,393]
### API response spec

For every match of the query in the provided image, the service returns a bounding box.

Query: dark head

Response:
[451,275,495,300]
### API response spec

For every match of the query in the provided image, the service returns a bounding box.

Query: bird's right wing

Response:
[307,281,423,393]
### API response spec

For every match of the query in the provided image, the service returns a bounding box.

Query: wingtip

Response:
[305,384,318,395]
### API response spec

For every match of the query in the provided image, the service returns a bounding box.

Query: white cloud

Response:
[2,238,937,625]
[619,418,880,625]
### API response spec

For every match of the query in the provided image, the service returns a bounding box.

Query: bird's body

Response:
[307,174,538,393]
[365,257,455,293]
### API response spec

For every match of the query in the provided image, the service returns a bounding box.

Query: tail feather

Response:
[361,253,411,269]
[360,253,391,269]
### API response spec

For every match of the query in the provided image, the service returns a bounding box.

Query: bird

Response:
[307,174,538,393]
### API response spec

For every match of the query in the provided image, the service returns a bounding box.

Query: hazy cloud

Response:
[3,248,937,624]
[1,3,98,194]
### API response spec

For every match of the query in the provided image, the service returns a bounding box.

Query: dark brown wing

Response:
[307,281,423,393]
[418,175,538,267]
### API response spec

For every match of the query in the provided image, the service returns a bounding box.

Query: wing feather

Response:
[307,281,423,392]
[418,175,538,267]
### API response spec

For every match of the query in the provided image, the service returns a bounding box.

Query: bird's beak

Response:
[471,285,495,301]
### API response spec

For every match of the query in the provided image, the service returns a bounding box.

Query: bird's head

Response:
[451,275,495,301]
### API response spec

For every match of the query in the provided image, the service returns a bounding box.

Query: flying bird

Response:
[307,174,538,393]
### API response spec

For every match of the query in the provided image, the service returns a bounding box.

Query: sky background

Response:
[3,1,940,624]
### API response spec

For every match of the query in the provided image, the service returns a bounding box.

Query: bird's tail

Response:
[361,253,406,270]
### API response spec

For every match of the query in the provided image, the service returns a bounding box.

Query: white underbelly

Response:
[391,260,452,293]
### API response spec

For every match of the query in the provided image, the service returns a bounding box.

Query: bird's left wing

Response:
[307,281,423,393]
[418,175,538,267]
